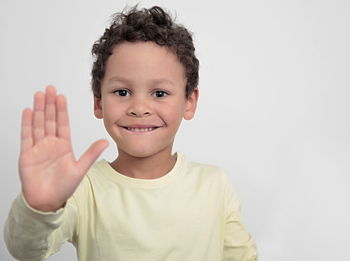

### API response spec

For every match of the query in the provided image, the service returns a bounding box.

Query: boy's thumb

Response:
[77,139,109,174]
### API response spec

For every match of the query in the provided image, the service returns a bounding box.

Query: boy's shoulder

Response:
[180,153,232,186]
[185,156,225,176]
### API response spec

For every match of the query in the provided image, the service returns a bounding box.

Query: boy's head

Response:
[91,5,199,99]
[91,6,199,158]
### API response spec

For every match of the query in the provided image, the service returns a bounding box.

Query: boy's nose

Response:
[128,111,151,117]
[127,98,152,117]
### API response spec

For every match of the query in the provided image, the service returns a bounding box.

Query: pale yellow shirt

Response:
[4,153,257,261]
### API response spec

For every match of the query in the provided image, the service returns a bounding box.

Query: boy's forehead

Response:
[103,41,186,85]
[110,41,179,66]
[107,75,176,86]
[113,41,173,54]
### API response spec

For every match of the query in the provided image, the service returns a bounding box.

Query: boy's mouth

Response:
[120,124,161,133]
[123,127,159,132]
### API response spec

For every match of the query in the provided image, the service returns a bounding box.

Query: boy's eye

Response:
[153,90,168,98]
[114,89,130,96]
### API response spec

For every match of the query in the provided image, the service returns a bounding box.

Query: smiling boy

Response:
[4,6,257,261]
[95,41,196,177]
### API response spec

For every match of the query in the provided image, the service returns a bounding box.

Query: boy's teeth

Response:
[127,127,155,132]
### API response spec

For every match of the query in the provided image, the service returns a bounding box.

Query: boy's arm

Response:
[4,194,78,261]
[222,177,258,261]
[4,86,108,260]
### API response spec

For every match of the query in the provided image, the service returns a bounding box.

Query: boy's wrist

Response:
[20,193,66,215]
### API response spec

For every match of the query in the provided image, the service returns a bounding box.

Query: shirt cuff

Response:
[13,194,65,230]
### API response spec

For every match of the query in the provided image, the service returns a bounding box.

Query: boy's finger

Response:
[77,140,109,175]
[20,108,33,152]
[45,86,57,136]
[33,91,45,143]
[56,95,71,141]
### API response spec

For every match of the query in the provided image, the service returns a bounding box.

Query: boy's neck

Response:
[110,148,177,180]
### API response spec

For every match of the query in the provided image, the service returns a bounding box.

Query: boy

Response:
[4,5,257,261]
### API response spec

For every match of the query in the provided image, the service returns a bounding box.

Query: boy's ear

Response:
[94,97,103,119]
[184,88,199,120]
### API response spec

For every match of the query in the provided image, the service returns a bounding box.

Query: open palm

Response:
[19,86,108,212]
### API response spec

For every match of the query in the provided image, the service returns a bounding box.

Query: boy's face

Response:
[94,41,198,158]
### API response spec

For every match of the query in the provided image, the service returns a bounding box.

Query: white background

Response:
[1,0,349,260]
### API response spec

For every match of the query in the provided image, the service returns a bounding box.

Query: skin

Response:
[94,41,198,179]
[19,87,108,212]
[19,41,198,212]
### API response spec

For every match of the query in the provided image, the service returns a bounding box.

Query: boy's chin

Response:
[117,146,171,159]
[114,137,175,159]
[123,151,154,159]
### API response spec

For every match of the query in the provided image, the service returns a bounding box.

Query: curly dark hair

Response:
[91,5,199,98]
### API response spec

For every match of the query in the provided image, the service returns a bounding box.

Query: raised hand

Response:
[19,86,108,212]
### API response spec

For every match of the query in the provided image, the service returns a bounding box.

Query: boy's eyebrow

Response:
[108,76,175,86]
[108,76,131,84]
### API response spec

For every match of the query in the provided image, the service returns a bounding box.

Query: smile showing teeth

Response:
[126,127,157,132]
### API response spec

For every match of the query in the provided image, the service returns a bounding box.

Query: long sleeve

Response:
[3,194,78,261]
[222,178,258,261]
